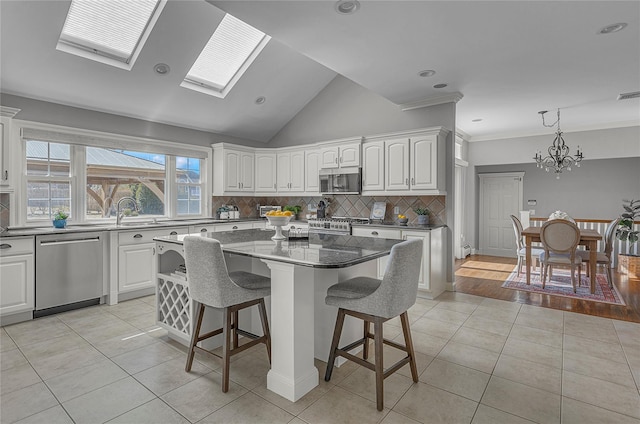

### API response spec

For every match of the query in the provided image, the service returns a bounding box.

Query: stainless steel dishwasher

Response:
[35,232,104,318]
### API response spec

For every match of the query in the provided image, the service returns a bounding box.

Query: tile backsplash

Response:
[212,194,446,225]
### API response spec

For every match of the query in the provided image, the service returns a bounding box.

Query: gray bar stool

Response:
[183,236,271,393]
[324,238,423,411]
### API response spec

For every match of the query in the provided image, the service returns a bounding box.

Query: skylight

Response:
[57,0,166,70]
[182,14,270,99]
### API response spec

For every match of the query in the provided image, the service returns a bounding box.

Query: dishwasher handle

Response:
[39,237,101,246]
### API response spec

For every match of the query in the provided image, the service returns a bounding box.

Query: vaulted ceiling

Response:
[1,1,638,143]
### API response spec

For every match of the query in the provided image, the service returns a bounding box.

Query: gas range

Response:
[307,216,370,235]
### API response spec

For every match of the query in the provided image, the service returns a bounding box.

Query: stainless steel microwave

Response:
[319,167,361,194]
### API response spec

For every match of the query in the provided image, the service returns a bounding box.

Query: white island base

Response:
[155,242,371,402]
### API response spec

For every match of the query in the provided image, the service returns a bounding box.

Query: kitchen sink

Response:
[117,221,157,227]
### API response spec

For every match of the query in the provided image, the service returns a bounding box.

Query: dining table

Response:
[522,226,602,294]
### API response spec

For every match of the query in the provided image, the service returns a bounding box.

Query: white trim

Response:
[0,106,21,118]
[399,92,464,111]
[364,126,449,143]
[469,121,640,142]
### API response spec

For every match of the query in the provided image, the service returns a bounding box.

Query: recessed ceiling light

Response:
[598,23,627,34]
[472,118,483,123]
[433,83,447,89]
[255,96,266,105]
[154,63,170,75]
[418,70,436,78]
[335,0,360,15]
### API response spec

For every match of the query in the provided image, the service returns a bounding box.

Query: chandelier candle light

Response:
[534,109,584,179]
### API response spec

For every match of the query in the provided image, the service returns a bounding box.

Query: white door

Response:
[479,173,524,257]
[224,150,240,191]
[362,141,384,191]
[118,243,156,292]
[402,231,430,291]
[277,153,291,191]
[385,138,409,190]
[339,143,361,167]
[320,147,339,168]
[240,152,254,191]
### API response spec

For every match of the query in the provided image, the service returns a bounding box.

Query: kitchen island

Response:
[154,228,402,402]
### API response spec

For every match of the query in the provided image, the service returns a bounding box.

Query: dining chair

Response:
[510,215,544,277]
[539,219,582,292]
[183,236,271,393]
[324,239,423,411]
[576,218,620,287]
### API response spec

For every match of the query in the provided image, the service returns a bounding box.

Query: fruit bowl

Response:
[398,218,409,225]
[266,215,292,240]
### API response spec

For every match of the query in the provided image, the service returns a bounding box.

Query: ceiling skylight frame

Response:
[56,0,167,71]
[181,14,271,99]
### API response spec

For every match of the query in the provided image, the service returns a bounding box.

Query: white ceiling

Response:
[2,1,639,143]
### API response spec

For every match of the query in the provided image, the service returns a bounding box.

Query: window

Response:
[85,148,166,219]
[181,14,270,98]
[26,141,72,220]
[176,157,202,215]
[57,0,165,70]
[22,128,209,224]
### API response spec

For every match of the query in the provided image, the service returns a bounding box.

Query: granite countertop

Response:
[155,228,401,269]
[351,222,447,231]
[0,218,265,238]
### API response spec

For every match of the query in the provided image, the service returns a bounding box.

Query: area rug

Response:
[501,267,626,305]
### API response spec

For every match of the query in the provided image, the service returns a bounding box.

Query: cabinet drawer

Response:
[352,227,402,240]
[118,227,188,245]
[216,222,253,232]
[189,224,216,234]
[0,237,34,256]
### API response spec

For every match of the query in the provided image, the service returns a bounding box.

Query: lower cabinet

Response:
[0,237,35,319]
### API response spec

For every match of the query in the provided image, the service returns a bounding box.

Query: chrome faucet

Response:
[116,197,139,226]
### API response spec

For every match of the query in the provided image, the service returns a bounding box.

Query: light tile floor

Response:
[1,293,640,423]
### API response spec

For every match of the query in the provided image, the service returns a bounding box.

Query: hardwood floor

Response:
[454,255,640,323]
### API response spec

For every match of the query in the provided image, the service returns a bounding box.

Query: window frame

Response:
[17,121,211,226]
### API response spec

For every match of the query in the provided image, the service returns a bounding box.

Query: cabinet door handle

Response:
[371,231,378,236]
[133,234,143,239]
[200,228,207,232]
[241,182,243,189]
[274,183,276,189]
[152,247,156,255]
[335,158,338,164]
[411,177,414,185]
[405,178,409,185]
[232,225,238,230]
[3,170,7,180]
[0,243,12,249]
[170,231,178,235]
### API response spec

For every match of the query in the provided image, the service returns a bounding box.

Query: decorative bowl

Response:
[398,218,409,225]
[266,215,292,227]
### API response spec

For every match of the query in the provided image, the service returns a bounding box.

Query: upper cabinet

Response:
[212,144,254,195]
[319,140,361,168]
[362,141,384,191]
[254,151,277,193]
[0,107,20,188]
[276,149,305,193]
[362,127,448,195]
[304,149,320,194]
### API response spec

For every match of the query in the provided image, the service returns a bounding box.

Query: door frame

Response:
[478,172,524,256]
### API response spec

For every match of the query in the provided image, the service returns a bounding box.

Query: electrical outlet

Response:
[393,206,399,214]
[529,209,535,216]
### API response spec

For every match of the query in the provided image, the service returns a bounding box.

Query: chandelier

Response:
[533,109,584,179]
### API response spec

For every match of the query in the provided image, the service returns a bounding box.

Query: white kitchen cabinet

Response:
[189,224,216,234]
[254,152,277,193]
[305,149,320,193]
[319,141,361,168]
[351,227,403,279]
[410,135,438,190]
[0,110,19,187]
[0,237,35,319]
[276,150,305,193]
[362,141,384,191]
[212,144,254,194]
[385,138,410,191]
[402,227,446,298]
[117,227,187,294]
[216,222,254,232]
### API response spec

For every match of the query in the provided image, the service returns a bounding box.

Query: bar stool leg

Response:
[363,320,370,360]
[374,318,384,411]
[258,299,272,363]
[232,310,239,349]
[186,303,205,372]
[325,308,346,382]
[222,307,232,393]
[400,312,419,382]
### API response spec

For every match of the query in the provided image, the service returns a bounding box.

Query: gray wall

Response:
[0,93,262,148]
[473,157,640,250]
[269,75,456,146]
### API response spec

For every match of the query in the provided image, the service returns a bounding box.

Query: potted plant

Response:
[53,210,69,228]
[616,199,640,278]
[283,205,302,220]
[414,207,431,225]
